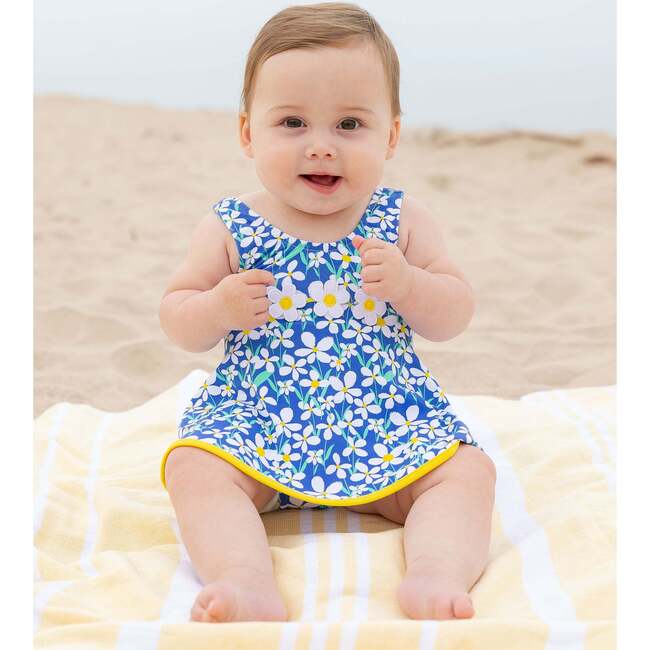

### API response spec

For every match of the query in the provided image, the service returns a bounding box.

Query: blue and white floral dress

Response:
[161,186,481,509]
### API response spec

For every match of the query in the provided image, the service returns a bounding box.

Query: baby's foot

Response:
[397,572,475,620]
[191,577,289,623]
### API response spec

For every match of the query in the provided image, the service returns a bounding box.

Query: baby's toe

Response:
[452,593,475,619]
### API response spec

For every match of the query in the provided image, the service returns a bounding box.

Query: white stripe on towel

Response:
[419,621,439,650]
[79,413,112,577]
[553,389,616,465]
[522,391,615,494]
[340,511,370,650]
[34,402,69,536]
[115,374,206,650]
[34,580,70,631]
[449,396,586,650]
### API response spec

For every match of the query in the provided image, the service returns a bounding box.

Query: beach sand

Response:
[34,95,615,417]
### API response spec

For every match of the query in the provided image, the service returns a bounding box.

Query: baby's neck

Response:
[242,190,374,243]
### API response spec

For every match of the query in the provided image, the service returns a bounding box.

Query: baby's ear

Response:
[238,113,254,158]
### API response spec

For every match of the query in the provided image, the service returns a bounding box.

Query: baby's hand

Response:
[351,235,414,304]
[209,269,275,331]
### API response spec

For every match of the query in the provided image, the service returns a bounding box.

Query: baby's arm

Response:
[391,195,475,342]
[159,212,238,353]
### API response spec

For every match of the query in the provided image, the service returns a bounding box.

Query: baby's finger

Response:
[252,296,270,313]
[243,269,275,285]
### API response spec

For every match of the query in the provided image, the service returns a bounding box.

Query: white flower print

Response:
[268,276,308,322]
[291,424,321,453]
[376,313,400,338]
[295,330,334,363]
[278,442,301,467]
[330,242,360,270]
[353,392,382,419]
[234,327,264,345]
[329,370,362,404]
[299,368,330,396]
[342,319,374,346]
[390,404,425,437]
[350,461,382,484]
[325,452,351,479]
[306,448,324,466]
[342,435,367,457]
[307,248,327,270]
[359,363,388,388]
[369,442,407,470]
[297,398,324,421]
[277,467,305,489]
[244,433,279,469]
[316,411,343,441]
[240,221,267,248]
[339,407,363,438]
[255,385,278,411]
[378,383,406,410]
[309,276,350,319]
[269,407,302,438]
[175,188,480,504]
[276,258,306,284]
[362,339,386,364]
[269,325,295,350]
[276,378,298,397]
[316,313,346,334]
[255,347,280,373]
[241,246,262,268]
[279,353,308,381]
[310,475,343,498]
[193,370,221,402]
[351,285,387,326]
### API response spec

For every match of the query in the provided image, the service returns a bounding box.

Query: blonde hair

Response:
[240,2,402,119]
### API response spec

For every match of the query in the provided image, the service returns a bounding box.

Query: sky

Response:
[34,0,616,133]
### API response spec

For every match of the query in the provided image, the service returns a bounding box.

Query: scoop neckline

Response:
[226,186,385,247]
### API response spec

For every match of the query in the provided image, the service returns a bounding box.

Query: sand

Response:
[34,95,616,418]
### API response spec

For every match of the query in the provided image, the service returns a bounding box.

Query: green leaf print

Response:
[323,445,334,463]
[384,371,394,381]
[283,241,308,265]
[253,370,273,387]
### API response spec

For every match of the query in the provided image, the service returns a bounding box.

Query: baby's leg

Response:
[164,446,287,622]
[397,444,496,620]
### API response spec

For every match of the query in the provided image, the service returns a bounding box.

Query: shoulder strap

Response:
[363,186,404,245]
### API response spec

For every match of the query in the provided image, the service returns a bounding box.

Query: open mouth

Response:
[299,174,343,193]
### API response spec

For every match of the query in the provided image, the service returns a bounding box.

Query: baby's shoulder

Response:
[396,192,446,265]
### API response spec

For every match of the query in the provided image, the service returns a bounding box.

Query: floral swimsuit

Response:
[160,186,481,509]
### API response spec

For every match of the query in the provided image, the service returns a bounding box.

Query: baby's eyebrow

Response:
[267,104,376,116]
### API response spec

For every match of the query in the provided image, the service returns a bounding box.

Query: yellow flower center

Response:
[279,296,293,309]
[382,453,394,462]
[377,316,385,325]
[282,453,290,462]
[324,293,337,307]
[256,447,265,457]
[364,298,375,311]
[342,254,351,262]
[311,379,320,388]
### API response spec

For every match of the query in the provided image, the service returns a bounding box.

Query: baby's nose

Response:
[306,142,337,159]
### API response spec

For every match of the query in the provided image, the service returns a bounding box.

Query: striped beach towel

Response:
[34,369,615,649]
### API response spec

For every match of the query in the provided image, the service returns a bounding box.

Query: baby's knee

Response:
[165,446,236,493]
[164,445,275,510]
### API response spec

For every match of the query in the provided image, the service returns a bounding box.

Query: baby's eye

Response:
[338,118,361,130]
[282,117,305,128]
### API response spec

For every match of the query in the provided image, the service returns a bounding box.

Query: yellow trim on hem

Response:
[160,438,461,507]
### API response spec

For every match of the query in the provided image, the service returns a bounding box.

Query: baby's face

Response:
[239,39,400,215]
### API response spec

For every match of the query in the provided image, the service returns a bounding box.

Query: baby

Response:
[159,2,496,623]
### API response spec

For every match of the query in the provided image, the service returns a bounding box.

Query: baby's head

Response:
[238,2,402,215]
